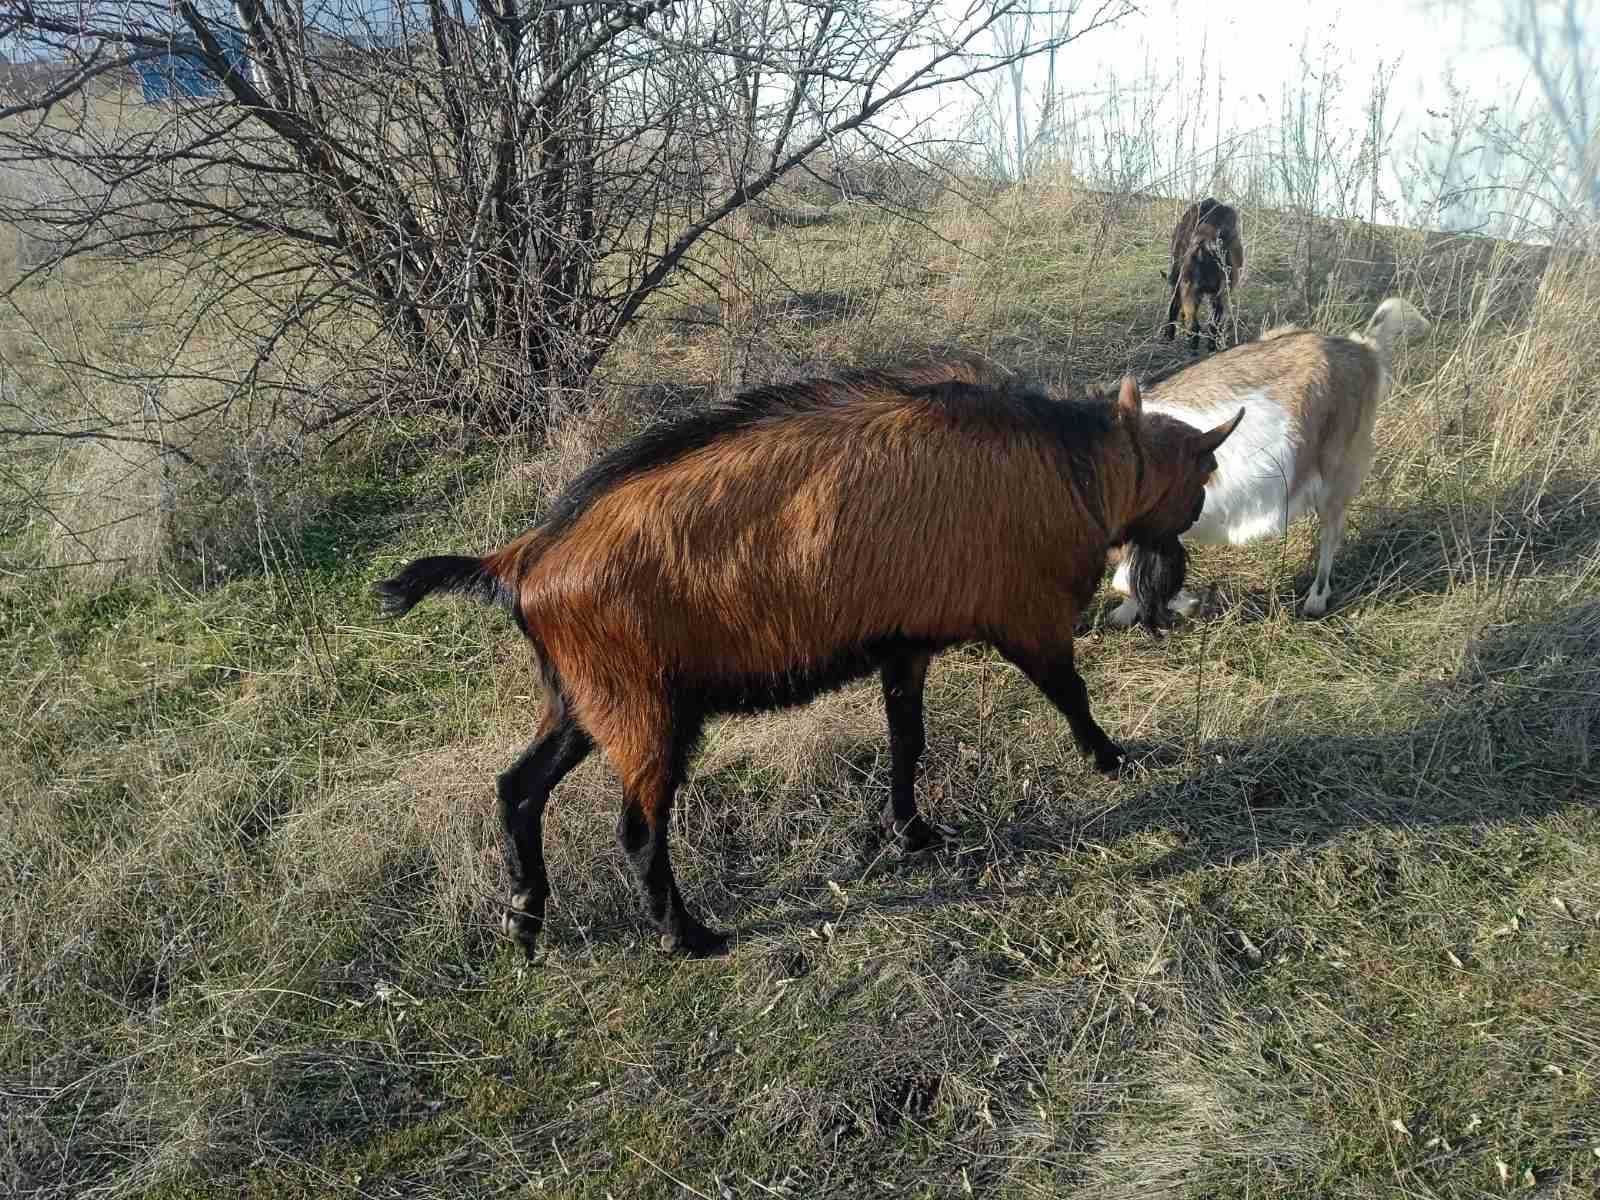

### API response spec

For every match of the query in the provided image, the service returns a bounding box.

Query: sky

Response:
[922,0,1595,232]
[5,0,1587,232]
[1046,0,1533,124]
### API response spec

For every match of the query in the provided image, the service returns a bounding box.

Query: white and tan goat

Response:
[1111,296,1429,624]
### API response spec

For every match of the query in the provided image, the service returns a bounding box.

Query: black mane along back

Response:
[542,363,1120,538]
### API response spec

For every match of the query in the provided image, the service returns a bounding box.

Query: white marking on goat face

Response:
[1111,556,1133,597]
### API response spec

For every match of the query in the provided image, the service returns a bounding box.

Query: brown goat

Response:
[1165,197,1246,353]
[374,362,1242,958]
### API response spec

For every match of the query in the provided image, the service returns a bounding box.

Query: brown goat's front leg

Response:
[497,708,593,959]
[616,717,729,957]
[1003,645,1127,776]
[879,651,940,853]
[1175,284,1202,354]
[1164,285,1182,341]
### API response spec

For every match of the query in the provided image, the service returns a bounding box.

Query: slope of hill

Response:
[2,183,1597,1199]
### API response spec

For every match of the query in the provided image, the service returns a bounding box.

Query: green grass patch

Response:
[3,182,1598,1199]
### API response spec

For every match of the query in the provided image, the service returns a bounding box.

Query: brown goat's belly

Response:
[675,634,952,715]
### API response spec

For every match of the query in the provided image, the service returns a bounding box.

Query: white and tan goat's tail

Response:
[1360,297,1430,364]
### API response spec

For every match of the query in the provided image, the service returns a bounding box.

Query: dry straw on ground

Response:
[2,180,1598,1199]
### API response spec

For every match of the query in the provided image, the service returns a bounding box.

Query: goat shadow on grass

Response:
[541,598,1599,954]
[1080,598,1600,891]
[1097,469,1600,630]
[1327,470,1600,602]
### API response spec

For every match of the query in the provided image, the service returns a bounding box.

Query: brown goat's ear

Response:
[1116,374,1141,417]
[1195,406,1245,456]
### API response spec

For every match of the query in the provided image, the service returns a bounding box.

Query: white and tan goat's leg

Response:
[1302,507,1344,617]
[1169,584,1203,618]
[1303,442,1375,617]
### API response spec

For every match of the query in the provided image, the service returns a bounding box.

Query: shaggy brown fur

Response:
[375,362,1243,959]
[1165,198,1246,353]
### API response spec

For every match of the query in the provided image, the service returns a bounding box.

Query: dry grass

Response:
[0,246,368,589]
[2,181,1598,1200]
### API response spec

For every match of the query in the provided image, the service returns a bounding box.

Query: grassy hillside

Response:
[2,184,1597,1199]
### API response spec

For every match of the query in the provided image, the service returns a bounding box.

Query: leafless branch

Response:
[0,0,1127,448]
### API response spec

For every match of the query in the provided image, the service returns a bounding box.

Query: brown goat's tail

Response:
[373,554,514,618]
[1361,297,1429,363]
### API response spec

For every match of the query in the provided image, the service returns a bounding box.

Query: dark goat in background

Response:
[1165,197,1246,353]
[375,361,1243,958]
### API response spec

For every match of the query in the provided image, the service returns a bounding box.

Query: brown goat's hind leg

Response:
[497,707,593,959]
[880,651,940,853]
[1004,647,1127,776]
[616,716,729,958]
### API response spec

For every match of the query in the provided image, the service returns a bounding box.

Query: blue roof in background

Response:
[133,30,249,102]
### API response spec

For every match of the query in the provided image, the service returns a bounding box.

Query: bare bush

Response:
[0,0,1128,436]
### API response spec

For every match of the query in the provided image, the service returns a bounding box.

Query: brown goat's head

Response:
[1110,376,1242,629]
[1184,222,1228,282]
[1116,375,1241,541]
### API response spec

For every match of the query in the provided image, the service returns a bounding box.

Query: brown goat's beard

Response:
[1129,535,1188,635]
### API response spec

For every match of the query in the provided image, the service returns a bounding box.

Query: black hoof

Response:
[1093,744,1128,777]
[501,891,544,960]
[662,921,732,958]
[881,812,944,855]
